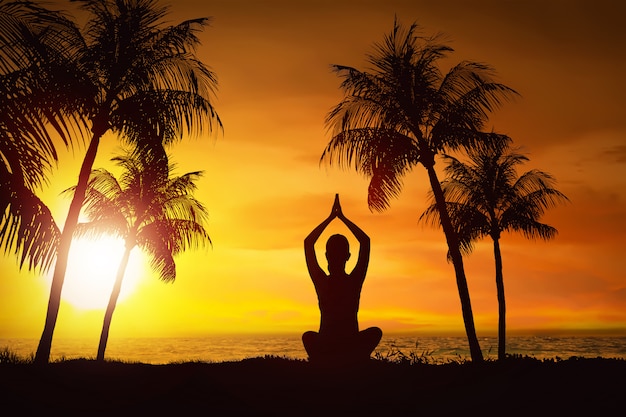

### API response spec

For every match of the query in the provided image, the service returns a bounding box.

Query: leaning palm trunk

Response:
[35,130,105,365]
[425,165,483,362]
[97,243,133,361]
[493,237,506,360]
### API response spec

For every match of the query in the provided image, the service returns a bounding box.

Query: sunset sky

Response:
[1,0,625,347]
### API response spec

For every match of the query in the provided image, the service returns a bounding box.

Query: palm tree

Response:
[420,144,569,360]
[321,19,518,362]
[1,1,87,271]
[67,149,211,361]
[34,0,222,364]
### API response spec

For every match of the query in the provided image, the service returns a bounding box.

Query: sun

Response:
[48,236,145,310]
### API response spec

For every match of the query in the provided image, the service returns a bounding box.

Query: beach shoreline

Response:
[1,356,624,416]
[3,334,624,364]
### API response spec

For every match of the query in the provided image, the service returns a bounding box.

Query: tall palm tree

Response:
[321,19,518,362]
[67,149,211,361]
[1,1,87,271]
[35,0,222,364]
[420,144,569,360]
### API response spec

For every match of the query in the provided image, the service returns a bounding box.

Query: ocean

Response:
[3,335,626,364]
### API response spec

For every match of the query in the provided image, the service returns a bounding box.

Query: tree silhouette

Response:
[0,1,87,271]
[420,144,569,360]
[34,0,221,364]
[66,149,210,361]
[321,19,518,362]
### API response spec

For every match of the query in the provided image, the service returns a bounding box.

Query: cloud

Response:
[602,145,626,164]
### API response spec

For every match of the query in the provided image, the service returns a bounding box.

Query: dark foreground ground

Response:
[1,356,625,416]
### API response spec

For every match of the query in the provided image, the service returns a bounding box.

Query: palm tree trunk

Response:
[493,237,506,360]
[34,132,103,365]
[425,164,484,363]
[97,244,132,361]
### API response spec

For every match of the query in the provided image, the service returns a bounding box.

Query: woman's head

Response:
[326,234,350,272]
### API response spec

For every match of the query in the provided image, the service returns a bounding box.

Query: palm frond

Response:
[322,128,419,211]
[1,0,90,146]
[0,178,60,271]
[113,77,222,145]
[138,232,176,282]
[503,215,559,241]
[420,193,488,258]
[422,142,569,249]
[78,148,211,283]
[73,218,127,241]
[326,68,409,134]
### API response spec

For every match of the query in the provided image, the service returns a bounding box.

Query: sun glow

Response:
[48,236,145,311]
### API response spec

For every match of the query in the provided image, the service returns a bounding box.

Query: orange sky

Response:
[1,0,625,344]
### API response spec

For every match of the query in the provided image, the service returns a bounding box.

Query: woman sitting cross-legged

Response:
[302,194,382,365]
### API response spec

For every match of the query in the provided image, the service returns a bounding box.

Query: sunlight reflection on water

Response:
[2,335,625,364]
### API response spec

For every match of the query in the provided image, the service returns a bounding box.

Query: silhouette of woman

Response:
[302,194,382,364]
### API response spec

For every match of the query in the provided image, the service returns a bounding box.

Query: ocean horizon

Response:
[3,334,625,364]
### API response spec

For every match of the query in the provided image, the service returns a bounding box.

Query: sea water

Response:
[2,335,626,364]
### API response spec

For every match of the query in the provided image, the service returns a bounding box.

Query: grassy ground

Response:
[1,350,624,416]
